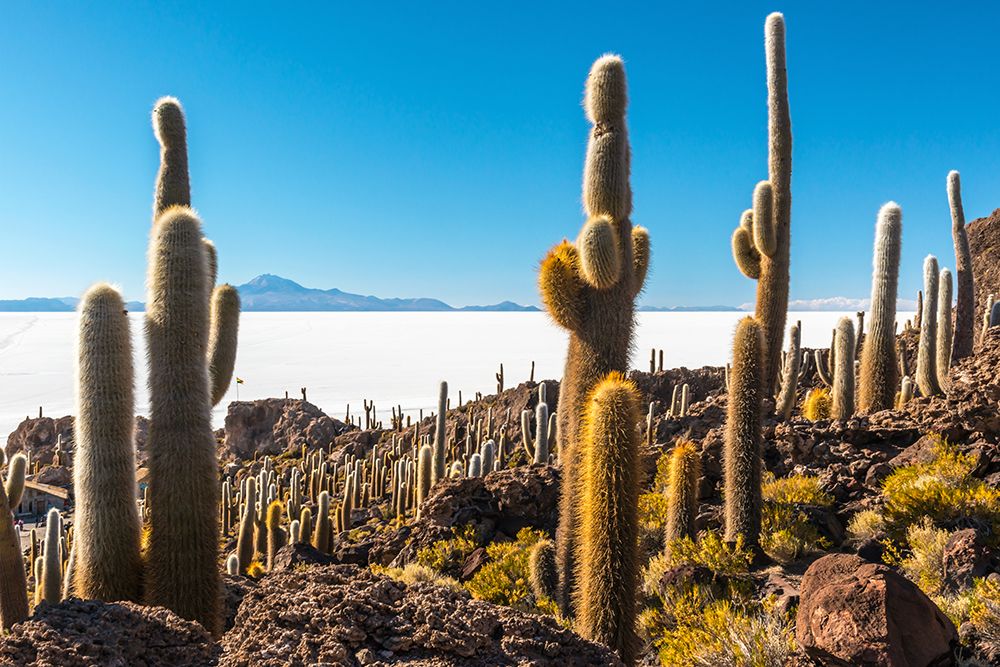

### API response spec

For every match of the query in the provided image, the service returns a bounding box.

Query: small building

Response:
[15,480,70,519]
[136,466,150,499]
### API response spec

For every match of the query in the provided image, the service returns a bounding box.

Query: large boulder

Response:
[219,564,621,666]
[222,398,351,460]
[6,415,150,467]
[0,599,218,666]
[796,553,957,666]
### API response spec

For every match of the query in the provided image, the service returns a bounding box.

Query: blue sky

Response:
[1,2,998,307]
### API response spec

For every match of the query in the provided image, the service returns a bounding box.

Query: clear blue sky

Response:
[1,2,998,307]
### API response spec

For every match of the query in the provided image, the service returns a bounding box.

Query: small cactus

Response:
[664,440,701,543]
[265,500,286,571]
[467,453,483,478]
[432,382,448,486]
[858,203,902,413]
[775,321,801,420]
[416,444,432,519]
[831,317,856,420]
[937,268,953,390]
[313,491,331,553]
[236,477,257,575]
[528,539,558,602]
[41,508,62,604]
[225,554,239,576]
[916,256,943,397]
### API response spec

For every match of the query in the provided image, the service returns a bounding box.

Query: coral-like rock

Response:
[222,398,352,460]
[219,564,620,666]
[0,599,218,666]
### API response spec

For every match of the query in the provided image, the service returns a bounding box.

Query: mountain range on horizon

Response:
[0,274,899,312]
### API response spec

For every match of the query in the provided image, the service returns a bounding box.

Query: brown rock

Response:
[796,553,957,666]
[219,564,621,666]
[269,542,338,572]
[0,599,218,666]
[941,529,990,592]
[222,398,352,460]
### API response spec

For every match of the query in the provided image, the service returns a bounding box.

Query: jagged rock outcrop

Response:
[222,398,352,460]
[0,599,218,666]
[368,464,559,567]
[796,554,957,666]
[968,206,1000,321]
[218,564,621,666]
[5,415,150,467]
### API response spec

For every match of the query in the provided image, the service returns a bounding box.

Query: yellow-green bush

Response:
[895,518,950,595]
[416,524,479,575]
[970,578,1000,661]
[881,437,1000,535]
[760,474,832,563]
[801,388,831,421]
[847,509,887,542]
[465,528,546,612]
[662,532,753,577]
[373,562,463,592]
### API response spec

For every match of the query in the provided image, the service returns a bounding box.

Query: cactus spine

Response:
[574,373,640,664]
[432,381,447,486]
[937,268,954,390]
[539,55,648,616]
[73,284,142,602]
[831,317,856,420]
[730,14,792,394]
[207,284,241,406]
[724,318,763,546]
[859,203,902,413]
[0,463,28,627]
[664,440,700,543]
[916,256,943,397]
[948,171,975,360]
[41,508,62,604]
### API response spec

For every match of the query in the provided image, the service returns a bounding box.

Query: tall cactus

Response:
[144,206,221,633]
[730,13,792,394]
[0,465,28,628]
[151,97,190,217]
[416,444,432,519]
[859,203,902,413]
[948,171,975,360]
[432,381,447,486]
[5,454,25,511]
[73,284,142,602]
[916,256,943,397]
[539,54,649,616]
[724,318,763,546]
[265,500,286,572]
[831,317,856,420]
[41,508,62,604]
[937,268,954,390]
[664,439,700,543]
[574,372,640,665]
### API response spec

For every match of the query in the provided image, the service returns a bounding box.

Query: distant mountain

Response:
[638,305,741,312]
[0,275,540,312]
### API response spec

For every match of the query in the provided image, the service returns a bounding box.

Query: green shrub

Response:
[663,532,753,577]
[881,436,1000,535]
[760,474,832,563]
[373,562,463,592]
[846,509,887,542]
[416,524,480,576]
[465,528,547,612]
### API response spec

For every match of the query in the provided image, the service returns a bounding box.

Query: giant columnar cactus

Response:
[432,381,447,486]
[831,317,856,420]
[144,206,221,634]
[41,508,62,604]
[73,283,142,602]
[0,466,28,628]
[416,444,432,519]
[574,372,640,665]
[152,97,239,407]
[664,439,700,543]
[5,454,25,511]
[859,203,902,413]
[539,54,649,617]
[236,477,256,574]
[937,268,954,390]
[724,318,763,546]
[730,13,792,395]
[313,491,331,554]
[948,171,975,360]
[208,285,241,406]
[916,256,943,397]
[775,321,801,420]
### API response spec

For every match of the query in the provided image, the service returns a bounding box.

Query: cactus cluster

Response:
[538,54,649,616]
